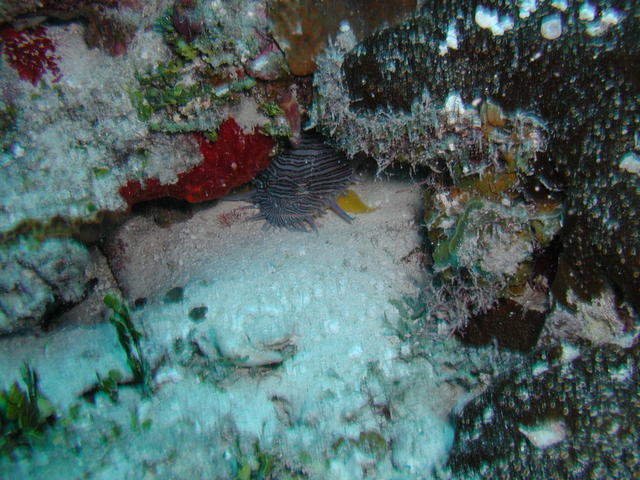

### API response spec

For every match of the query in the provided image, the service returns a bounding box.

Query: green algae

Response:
[331,430,388,461]
[130,58,257,133]
[130,59,203,120]
[229,439,308,480]
[432,199,483,271]
[259,102,285,117]
[0,364,55,457]
[104,293,151,397]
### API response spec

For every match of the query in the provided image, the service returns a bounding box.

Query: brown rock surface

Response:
[268,0,416,75]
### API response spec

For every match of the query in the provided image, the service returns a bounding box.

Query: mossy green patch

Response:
[93,166,110,178]
[0,364,55,457]
[228,439,307,480]
[259,102,285,117]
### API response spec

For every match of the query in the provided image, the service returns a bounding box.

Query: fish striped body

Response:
[250,134,353,231]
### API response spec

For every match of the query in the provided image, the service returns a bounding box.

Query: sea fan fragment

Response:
[249,134,354,231]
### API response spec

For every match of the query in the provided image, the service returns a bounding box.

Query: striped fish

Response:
[250,134,354,232]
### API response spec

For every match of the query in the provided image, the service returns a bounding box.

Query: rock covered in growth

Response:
[448,340,640,479]
[131,0,293,137]
[332,0,639,312]
[541,286,637,348]
[0,0,122,23]
[0,0,139,57]
[423,180,561,338]
[0,0,289,331]
[0,237,90,333]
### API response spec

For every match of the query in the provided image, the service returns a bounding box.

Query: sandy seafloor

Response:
[0,175,480,479]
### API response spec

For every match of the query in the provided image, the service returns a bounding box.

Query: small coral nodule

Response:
[246,133,354,232]
[0,25,61,85]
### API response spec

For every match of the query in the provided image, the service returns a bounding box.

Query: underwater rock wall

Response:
[0,1,638,477]
[0,0,302,330]
[0,0,140,58]
[0,0,284,237]
[0,0,636,345]
[313,0,639,332]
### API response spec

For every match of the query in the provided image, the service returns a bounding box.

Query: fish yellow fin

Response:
[336,189,377,214]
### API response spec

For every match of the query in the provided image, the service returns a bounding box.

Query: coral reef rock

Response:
[0,0,296,330]
[448,339,640,479]
[0,237,90,333]
[314,0,639,315]
[0,0,122,24]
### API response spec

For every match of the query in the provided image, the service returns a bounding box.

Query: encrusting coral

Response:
[448,341,640,479]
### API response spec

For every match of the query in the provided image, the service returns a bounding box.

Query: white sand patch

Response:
[1,177,460,478]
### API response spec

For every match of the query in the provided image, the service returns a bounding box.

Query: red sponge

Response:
[119,118,274,205]
[0,25,61,85]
